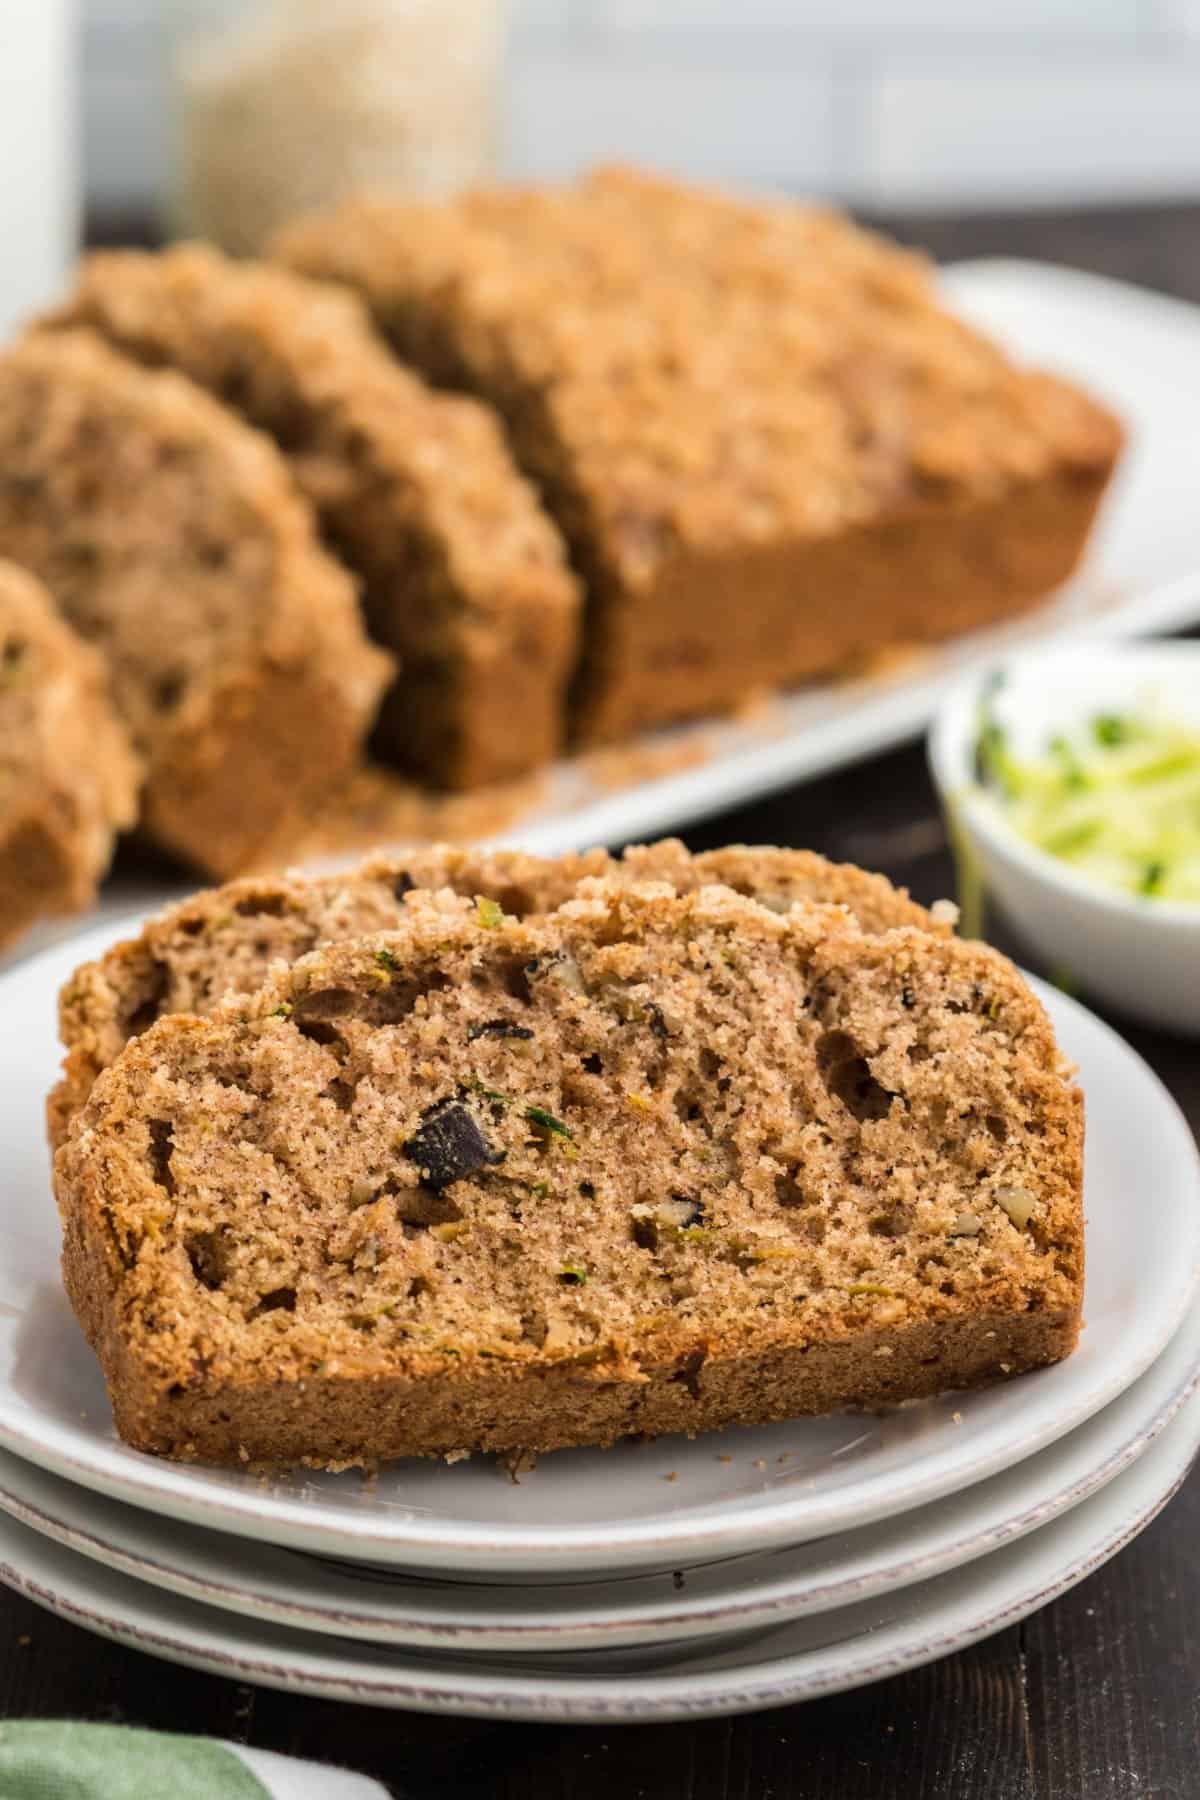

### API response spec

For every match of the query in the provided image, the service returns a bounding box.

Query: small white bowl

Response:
[928,640,1200,1036]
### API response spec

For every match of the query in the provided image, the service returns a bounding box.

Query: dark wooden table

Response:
[6,202,1199,1798]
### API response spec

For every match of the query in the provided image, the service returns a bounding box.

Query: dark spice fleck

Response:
[671,1346,707,1399]
[403,1098,504,1190]
[467,1019,535,1042]
[645,1002,669,1039]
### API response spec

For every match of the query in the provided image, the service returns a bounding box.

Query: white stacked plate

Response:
[0,919,1198,1722]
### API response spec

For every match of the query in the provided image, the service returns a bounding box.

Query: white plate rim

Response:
[3,943,1199,1573]
[0,1386,1194,1721]
[0,1286,1197,1652]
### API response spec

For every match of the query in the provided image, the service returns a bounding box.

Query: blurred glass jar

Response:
[0,0,77,337]
[165,0,507,255]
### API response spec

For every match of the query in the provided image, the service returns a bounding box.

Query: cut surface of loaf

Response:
[0,329,391,877]
[277,166,1123,745]
[49,839,949,1147]
[239,758,552,876]
[55,882,1082,1470]
[43,247,581,790]
[0,560,140,952]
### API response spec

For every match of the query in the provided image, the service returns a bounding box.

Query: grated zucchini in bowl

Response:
[974,697,1200,906]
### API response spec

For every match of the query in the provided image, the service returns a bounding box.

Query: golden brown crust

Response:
[55,880,1081,1470]
[90,1307,1079,1468]
[43,246,581,789]
[276,167,1123,743]
[0,560,140,952]
[0,329,391,877]
[569,459,1116,741]
[48,839,947,1149]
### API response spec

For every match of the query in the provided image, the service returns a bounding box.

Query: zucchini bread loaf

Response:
[0,560,140,952]
[0,329,391,877]
[55,880,1081,1469]
[49,838,948,1147]
[277,166,1124,745]
[43,246,581,789]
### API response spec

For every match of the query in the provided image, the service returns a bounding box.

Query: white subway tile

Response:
[84,0,566,55]
[601,0,1142,42]
[84,68,164,207]
[504,55,835,186]
[511,0,573,45]
[857,61,1200,206]
[84,0,152,28]
[83,4,154,66]
[1152,0,1200,33]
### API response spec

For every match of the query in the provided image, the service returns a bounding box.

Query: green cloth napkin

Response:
[0,1723,387,1799]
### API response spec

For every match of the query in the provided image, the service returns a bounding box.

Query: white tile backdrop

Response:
[85,0,1200,211]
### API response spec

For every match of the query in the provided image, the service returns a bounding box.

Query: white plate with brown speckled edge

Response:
[0,1279,1196,1654]
[0,1385,1196,1721]
[1,924,1197,1579]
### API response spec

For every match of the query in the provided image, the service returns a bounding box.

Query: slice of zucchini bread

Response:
[48,839,950,1148]
[55,882,1082,1469]
[0,330,392,879]
[42,247,581,789]
[0,560,140,952]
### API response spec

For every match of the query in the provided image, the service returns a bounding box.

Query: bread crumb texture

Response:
[0,560,139,952]
[43,245,581,789]
[55,874,1083,1470]
[48,839,943,1149]
[0,329,390,877]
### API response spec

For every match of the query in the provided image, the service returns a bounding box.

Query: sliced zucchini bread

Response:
[55,880,1081,1469]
